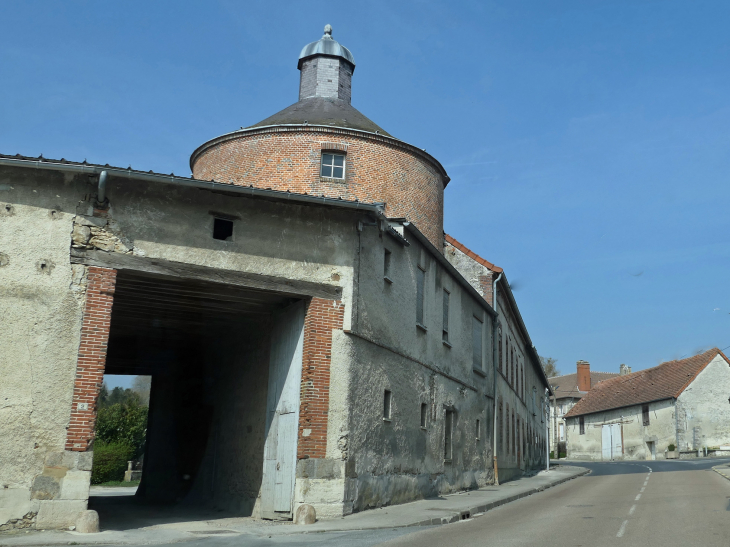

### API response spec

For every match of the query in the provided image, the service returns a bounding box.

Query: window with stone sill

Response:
[321,152,345,179]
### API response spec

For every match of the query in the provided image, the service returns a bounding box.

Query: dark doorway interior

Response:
[94,269,299,527]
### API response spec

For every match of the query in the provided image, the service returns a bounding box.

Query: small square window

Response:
[213,218,233,241]
[321,153,346,179]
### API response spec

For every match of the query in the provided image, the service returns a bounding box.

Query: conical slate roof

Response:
[249,96,391,136]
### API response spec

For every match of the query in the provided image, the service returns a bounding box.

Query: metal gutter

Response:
[401,222,496,318]
[0,156,386,215]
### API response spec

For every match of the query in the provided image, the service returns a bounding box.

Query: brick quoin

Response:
[297,297,345,460]
[191,127,447,250]
[65,266,117,452]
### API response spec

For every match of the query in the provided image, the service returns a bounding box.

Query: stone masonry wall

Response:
[191,128,446,250]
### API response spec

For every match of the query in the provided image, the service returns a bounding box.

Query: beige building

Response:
[564,348,730,461]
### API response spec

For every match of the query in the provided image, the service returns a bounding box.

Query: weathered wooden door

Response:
[611,423,622,459]
[601,425,612,460]
[261,301,304,519]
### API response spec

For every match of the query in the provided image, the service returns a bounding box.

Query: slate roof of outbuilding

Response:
[564,348,728,418]
[548,371,620,400]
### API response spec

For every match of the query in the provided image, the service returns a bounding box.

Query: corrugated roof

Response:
[548,371,619,400]
[564,348,728,418]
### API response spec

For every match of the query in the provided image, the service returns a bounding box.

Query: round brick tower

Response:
[190,25,449,248]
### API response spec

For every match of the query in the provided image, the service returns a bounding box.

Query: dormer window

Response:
[321,153,345,179]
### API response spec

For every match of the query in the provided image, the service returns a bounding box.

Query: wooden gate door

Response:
[610,423,623,459]
[261,301,305,519]
[601,425,611,460]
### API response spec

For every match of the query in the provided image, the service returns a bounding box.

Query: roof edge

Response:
[189,124,450,186]
[565,396,676,419]
[444,234,503,273]
[0,155,388,214]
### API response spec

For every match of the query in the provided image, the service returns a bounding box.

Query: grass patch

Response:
[94,480,140,487]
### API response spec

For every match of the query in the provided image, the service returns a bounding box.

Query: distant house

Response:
[564,348,730,461]
[548,361,620,456]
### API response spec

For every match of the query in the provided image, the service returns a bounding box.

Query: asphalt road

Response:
[378,459,730,547]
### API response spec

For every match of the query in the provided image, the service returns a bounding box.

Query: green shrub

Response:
[668,444,676,451]
[91,441,134,484]
[558,452,567,458]
[550,451,555,459]
[95,401,148,458]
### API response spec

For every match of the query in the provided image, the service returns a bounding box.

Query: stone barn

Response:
[564,348,730,461]
[0,26,550,530]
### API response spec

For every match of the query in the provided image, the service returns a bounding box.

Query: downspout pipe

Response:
[96,170,108,207]
[491,272,503,485]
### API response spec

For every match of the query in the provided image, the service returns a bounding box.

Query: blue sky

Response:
[2,1,728,377]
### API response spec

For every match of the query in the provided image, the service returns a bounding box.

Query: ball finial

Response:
[323,24,332,38]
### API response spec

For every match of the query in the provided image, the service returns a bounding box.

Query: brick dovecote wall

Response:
[65,266,117,451]
[191,127,447,250]
[297,298,345,459]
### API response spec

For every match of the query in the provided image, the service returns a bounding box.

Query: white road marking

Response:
[643,481,648,486]
[635,494,641,501]
[629,505,636,515]
[640,487,645,492]
[617,520,629,538]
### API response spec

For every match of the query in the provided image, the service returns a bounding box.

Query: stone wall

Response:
[677,354,730,450]
[0,168,90,529]
[565,400,676,461]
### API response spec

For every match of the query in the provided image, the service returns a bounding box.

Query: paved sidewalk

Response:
[0,465,589,546]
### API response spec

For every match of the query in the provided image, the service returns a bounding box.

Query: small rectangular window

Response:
[442,290,450,343]
[213,218,233,241]
[642,404,650,426]
[383,390,392,420]
[444,410,453,461]
[579,416,585,435]
[383,389,392,420]
[321,152,345,179]
[420,403,427,429]
[384,249,392,282]
[476,419,481,441]
[416,266,425,327]
[472,316,483,370]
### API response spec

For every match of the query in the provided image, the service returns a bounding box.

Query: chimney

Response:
[620,364,628,375]
[576,360,591,392]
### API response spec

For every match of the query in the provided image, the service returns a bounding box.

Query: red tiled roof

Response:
[444,234,503,273]
[548,371,619,400]
[564,348,728,418]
